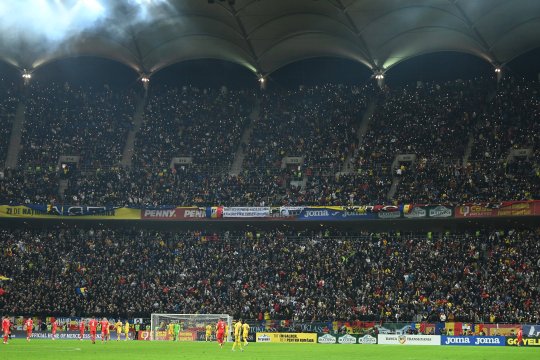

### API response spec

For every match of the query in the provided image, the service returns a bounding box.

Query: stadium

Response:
[0,0,539,359]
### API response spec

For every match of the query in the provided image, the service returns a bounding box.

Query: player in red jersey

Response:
[2,316,10,344]
[517,328,523,347]
[25,317,34,341]
[79,319,86,341]
[216,318,226,348]
[101,318,110,342]
[51,319,58,340]
[89,318,98,344]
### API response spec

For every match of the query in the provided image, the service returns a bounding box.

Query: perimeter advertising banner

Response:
[317,333,369,344]
[141,207,206,220]
[222,207,271,218]
[297,207,377,221]
[455,201,540,218]
[256,332,317,344]
[2,201,539,221]
[0,205,140,219]
[441,336,506,346]
[507,337,540,346]
[138,330,196,341]
[378,334,441,345]
[11,331,111,340]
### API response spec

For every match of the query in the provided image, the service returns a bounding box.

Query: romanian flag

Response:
[401,204,412,214]
[206,206,223,219]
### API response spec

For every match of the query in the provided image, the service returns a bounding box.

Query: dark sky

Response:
[0,48,539,90]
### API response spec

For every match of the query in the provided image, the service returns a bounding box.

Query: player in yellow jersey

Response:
[168,323,174,341]
[231,320,243,352]
[115,320,123,341]
[242,321,250,346]
[205,324,213,341]
[225,324,229,341]
[123,321,130,341]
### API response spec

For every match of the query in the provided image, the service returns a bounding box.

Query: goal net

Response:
[150,313,233,342]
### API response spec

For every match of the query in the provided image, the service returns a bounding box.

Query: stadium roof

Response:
[2,0,540,76]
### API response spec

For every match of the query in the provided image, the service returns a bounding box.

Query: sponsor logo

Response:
[429,206,452,218]
[404,207,427,218]
[182,209,205,218]
[257,334,270,342]
[304,210,329,218]
[379,334,441,345]
[378,211,401,219]
[338,334,357,344]
[441,336,505,346]
[475,337,500,345]
[278,207,304,217]
[507,337,540,346]
[318,334,337,344]
[357,335,377,344]
[444,337,471,345]
[456,205,492,218]
[143,209,176,218]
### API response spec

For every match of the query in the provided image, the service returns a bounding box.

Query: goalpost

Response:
[150,313,233,342]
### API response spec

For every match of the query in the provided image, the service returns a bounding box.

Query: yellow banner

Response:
[256,332,317,344]
[0,205,140,220]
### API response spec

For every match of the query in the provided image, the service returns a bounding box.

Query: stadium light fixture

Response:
[141,76,150,83]
[494,68,501,73]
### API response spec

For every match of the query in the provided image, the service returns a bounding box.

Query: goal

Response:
[150,313,233,342]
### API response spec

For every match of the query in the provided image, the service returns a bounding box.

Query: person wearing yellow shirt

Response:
[205,324,213,342]
[231,320,243,352]
[242,322,250,346]
[225,324,229,342]
[123,321,130,341]
[115,320,123,341]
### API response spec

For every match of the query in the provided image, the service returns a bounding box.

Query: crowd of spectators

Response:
[134,86,252,171]
[0,168,59,205]
[0,80,17,164]
[393,77,540,203]
[0,78,538,206]
[19,82,136,169]
[1,227,539,324]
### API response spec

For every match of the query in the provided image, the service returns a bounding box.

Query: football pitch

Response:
[0,340,536,360]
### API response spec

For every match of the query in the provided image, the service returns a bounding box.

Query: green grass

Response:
[0,339,536,360]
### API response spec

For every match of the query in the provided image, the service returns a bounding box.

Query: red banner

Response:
[455,201,540,218]
[141,208,205,220]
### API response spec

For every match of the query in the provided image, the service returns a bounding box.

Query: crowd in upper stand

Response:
[0,77,539,206]
[134,86,252,172]
[1,227,538,323]
[19,82,136,169]
[0,80,17,164]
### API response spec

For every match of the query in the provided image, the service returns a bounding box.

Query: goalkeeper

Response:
[174,322,180,341]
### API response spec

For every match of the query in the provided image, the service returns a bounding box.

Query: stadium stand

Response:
[0,228,538,324]
[0,78,538,206]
